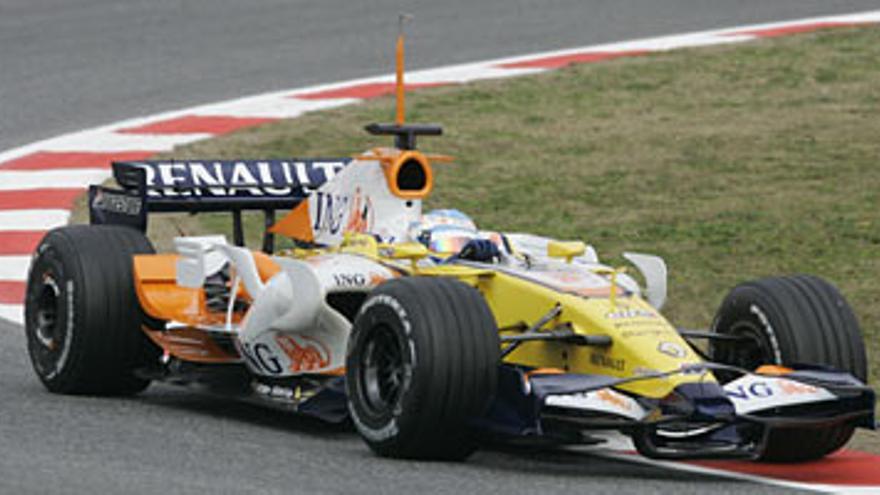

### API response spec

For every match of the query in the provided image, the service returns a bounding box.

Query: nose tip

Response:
[661,382,736,422]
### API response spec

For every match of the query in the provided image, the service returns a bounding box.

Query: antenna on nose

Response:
[365,14,443,150]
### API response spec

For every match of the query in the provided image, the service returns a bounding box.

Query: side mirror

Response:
[547,241,586,263]
[623,252,668,310]
[386,243,429,270]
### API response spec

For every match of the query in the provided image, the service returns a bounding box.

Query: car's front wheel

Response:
[346,277,500,460]
[711,275,866,462]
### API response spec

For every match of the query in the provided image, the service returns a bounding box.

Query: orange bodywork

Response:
[133,251,281,364]
[381,150,434,200]
[252,251,282,283]
[143,325,239,364]
[135,254,215,325]
[269,201,315,241]
[755,364,795,375]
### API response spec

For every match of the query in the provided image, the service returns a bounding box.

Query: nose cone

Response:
[634,382,752,459]
[660,382,737,422]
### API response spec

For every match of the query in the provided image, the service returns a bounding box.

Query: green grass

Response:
[71,24,880,451]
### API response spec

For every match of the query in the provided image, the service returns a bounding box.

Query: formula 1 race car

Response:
[24,29,874,463]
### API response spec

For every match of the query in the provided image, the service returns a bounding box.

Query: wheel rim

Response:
[717,320,775,370]
[30,274,65,372]
[359,324,405,416]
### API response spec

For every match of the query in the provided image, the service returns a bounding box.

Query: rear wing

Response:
[88,159,351,251]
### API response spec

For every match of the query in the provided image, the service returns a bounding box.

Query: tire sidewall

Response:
[25,237,79,389]
[346,292,419,446]
[711,287,786,366]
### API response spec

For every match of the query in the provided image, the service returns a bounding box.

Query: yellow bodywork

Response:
[322,233,711,399]
[476,271,709,398]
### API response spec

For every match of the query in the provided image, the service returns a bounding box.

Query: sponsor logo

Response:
[723,375,836,414]
[596,389,635,412]
[240,335,332,375]
[621,328,666,338]
[633,366,660,376]
[545,271,583,284]
[332,272,388,288]
[778,380,821,395]
[545,388,645,420]
[135,159,349,198]
[605,306,657,320]
[590,353,625,371]
[252,382,316,403]
[657,341,687,358]
[275,335,330,373]
[351,411,400,442]
[91,190,143,216]
[726,381,772,400]
[333,273,367,287]
[240,342,284,375]
[312,191,351,236]
[749,304,784,364]
[726,379,821,401]
[345,187,374,234]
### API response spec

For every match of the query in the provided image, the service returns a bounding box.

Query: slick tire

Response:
[711,275,866,462]
[346,277,500,460]
[25,225,160,395]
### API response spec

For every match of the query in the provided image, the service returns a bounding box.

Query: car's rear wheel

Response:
[711,275,866,462]
[25,225,160,395]
[346,277,499,460]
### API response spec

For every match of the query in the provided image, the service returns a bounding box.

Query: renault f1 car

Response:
[24,30,874,463]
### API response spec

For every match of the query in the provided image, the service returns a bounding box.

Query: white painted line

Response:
[404,63,545,84]
[0,169,110,191]
[38,130,212,153]
[0,210,69,231]
[0,256,30,281]
[194,96,355,119]
[0,304,23,325]
[589,33,757,52]
[466,11,880,67]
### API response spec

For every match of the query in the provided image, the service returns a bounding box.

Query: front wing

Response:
[477,363,875,459]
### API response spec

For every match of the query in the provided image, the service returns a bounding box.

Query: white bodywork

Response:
[622,252,667,310]
[173,235,395,377]
[305,156,421,245]
[502,233,666,304]
[546,388,648,421]
[174,236,229,288]
[722,374,836,414]
[235,255,396,377]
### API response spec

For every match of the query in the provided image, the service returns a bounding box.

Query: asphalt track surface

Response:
[4,1,880,493]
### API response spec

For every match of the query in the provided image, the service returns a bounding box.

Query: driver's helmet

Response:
[408,209,479,254]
